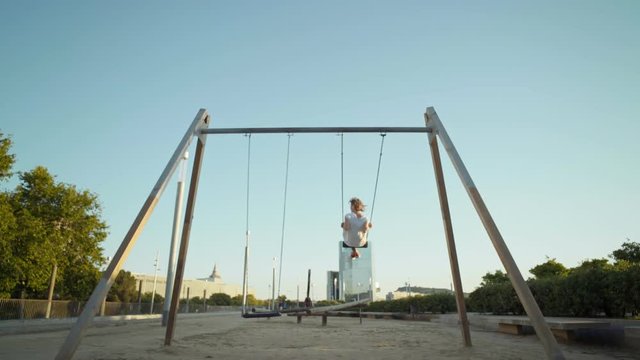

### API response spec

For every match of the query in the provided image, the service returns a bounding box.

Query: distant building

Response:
[132,263,253,299]
[386,291,411,301]
[337,241,381,302]
[386,287,461,301]
[326,271,339,300]
[198,264,224,283]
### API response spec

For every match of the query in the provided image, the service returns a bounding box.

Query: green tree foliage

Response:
[467,282,524,315]
[274,294,297,308]
[190,296,205,305]
[0,191,17,298]
[141,292,164,303]
[230,295,242,306]
[565,259,614,317]
[616,262,640,316]
[480,270,509,286]
[246,294,262,306]
[0,131,15,180]
[0,132,17,298]
[208,293,232,305]
[3,166,108,300]
[467,270,525,314]
[230,294,260,306]
[529,257,567,279]
[107,270,138,302]
[364,293,458,314]
[610,241,640,264]
[527,276,570,316]
[469,253,640,318]
[574,258,610,270]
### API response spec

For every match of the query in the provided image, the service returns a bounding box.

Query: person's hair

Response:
[349,197,366,212]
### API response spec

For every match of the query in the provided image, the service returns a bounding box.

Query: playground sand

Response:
[0,312,637,360]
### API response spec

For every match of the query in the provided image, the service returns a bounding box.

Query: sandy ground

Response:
[0,312,638,360]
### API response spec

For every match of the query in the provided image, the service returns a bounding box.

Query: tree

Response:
[3,167,108,299]
[0,131,15,181]
[610,241,640,264]
[0,191,17,298]
[529,258,567,279]
[480,270,510,286]
[209,293,232,305]
[564,258,612,316]
[231,294,242,306]
[230,294,259,306]
[246,294,259,305]
[0,132,17,298]
[107,270,138,302]
[573,258,610,271]
[141,292,164,303]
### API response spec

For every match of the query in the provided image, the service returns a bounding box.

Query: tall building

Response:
[326,271,339,300]
[338,241,378,302]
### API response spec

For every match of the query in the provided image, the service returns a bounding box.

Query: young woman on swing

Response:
[341,197,372,259]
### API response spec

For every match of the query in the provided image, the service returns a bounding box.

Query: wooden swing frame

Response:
[55,107,566,360]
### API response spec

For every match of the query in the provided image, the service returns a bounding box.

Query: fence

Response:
[0,299,240,321]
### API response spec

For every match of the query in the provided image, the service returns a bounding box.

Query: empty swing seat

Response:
[242,311,281,319]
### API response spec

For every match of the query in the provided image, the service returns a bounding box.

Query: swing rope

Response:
[276,133,292,299]
[245,134,252,239]
[340,133,345,219]
[369,133,386,222]
[339,133,386,224]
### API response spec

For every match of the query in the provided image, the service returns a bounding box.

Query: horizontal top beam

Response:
[200,126,432,135]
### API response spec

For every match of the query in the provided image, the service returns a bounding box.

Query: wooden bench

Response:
[288,311,362,326]
[498,318,611,343]
[283,298,371,326]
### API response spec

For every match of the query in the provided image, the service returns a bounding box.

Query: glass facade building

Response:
[326,271,339,301]
[338,241,374,302]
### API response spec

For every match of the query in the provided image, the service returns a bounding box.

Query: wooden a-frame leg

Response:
[427,130,472,347]
[425,107,564,360]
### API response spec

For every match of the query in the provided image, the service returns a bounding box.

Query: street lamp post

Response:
[163,151,188,326]
[271,257,276,310]
[150,252,160,314]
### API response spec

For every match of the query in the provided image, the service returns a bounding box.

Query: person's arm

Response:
[342,215,350,230]
[361,220,372,232]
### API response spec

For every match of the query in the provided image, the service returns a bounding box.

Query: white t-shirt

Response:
[343,212,369,247]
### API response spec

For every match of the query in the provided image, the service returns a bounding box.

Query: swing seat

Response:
[342,241,368,249]
[242,311,281,319]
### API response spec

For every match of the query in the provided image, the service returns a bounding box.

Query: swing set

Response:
[241,128,385,317]
[55,107,567,360]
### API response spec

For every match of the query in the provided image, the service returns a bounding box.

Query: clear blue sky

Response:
[1,1,638,300]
